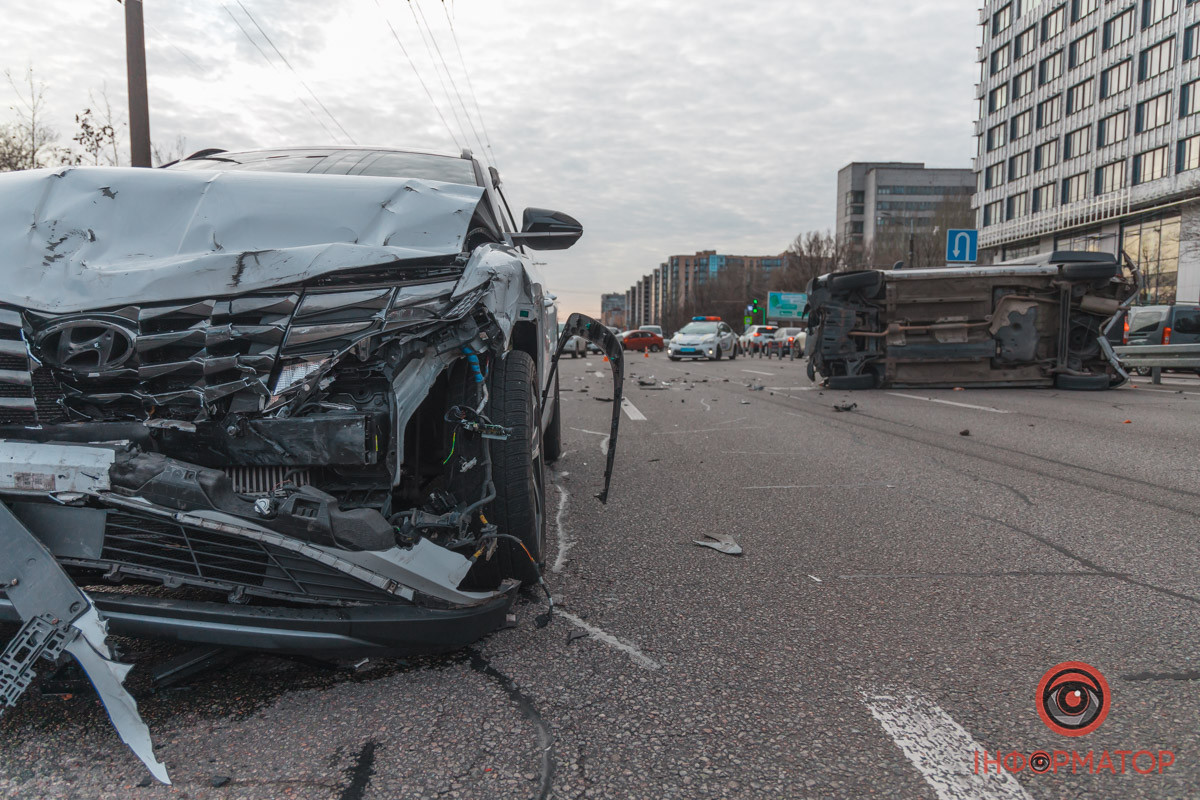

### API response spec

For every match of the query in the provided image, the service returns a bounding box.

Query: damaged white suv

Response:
[0,147,622,783]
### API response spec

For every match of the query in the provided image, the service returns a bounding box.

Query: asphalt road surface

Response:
[3,353,1200,799]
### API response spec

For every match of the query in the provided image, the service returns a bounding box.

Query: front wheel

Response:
[729,345,738,360]
[650,344,661,353]
[478,350,545,586]
[711,345,723,361]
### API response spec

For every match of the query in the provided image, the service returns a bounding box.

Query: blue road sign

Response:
[946,229,978,263]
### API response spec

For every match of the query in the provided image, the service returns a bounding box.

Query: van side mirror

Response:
[509,208,583,251]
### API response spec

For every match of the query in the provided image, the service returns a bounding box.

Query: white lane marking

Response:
[600,436,610,456]
[558,611,661,671]
[568,427,611,456]
[700,398,712,412]
[741,369,774,376]
[743,482,894,490]
[652,426,767,436]
[621,397,648,421]
[770,386,816,391]
[863,689,1032,800]
[551,476,572,574]
[570,427,608,437]
[1130,385,1200,397]
[808,575,823,583]
[885,393,1011,414]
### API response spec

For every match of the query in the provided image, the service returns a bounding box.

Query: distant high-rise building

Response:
[600,293,626,328]
[975,0,1200,303]
[836,162,976,251]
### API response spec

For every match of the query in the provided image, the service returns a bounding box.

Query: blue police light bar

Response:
[692,316,722,321]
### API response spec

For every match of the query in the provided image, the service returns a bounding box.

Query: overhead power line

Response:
[438,0,498,169]
[372,0,461,151]
[403,0,476,155]
[234,1,357,144]
[221,4,342,143]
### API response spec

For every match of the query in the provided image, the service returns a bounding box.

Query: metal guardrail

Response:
[1114,344,1200,384]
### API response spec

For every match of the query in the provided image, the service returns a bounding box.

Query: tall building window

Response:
[994,2,1014,37]
[1043,5,1067,41]
[1141,0,1178,29]
[1101,59,1132,97]
[1136,91,1172,131]
[1033,182,1057,211]
[1008,192,1029,220]
[992,44,1012,74]
[1037,94,1063,127]
[1104,7,1135,50]
[1124,214,1180,304]
[1040,50,1065,84]
[1070,30,1098,68]
[1096,160,1128,194]
[985,161,1006,189]
[1073,0,1099,21]
[1133,145,1170,183]
[990,83,1010,113]
[1098,110,1129,146]
[1178,133,1200,172]
[1067,78,1095,114]
[1015,25,1038,58]
[1010,150,1032,180]
[1065,125,1092,158]
[987,122,1008,151]
[1035,138,1061,170]
[1063,171,1089,203]
[1013,68,1035,99]
[984,199,1005,226]
[1139,38,1175,81]
[1011,108,1034,140]
[1185,23,1200,60]
[1181,79,1200,116]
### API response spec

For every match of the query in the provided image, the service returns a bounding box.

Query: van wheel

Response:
[1055,373,1111,391]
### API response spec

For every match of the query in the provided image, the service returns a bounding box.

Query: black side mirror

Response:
[510,208,583,251]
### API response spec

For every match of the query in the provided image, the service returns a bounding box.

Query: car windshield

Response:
[679,322,718,335]
[169,149,480,186]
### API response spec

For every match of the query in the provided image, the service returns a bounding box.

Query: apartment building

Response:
[837,162,976,250]
[976,0,1200,303]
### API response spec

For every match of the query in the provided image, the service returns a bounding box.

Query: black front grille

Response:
[94,512,398,605]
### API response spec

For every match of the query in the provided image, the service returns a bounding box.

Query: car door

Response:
[719,323,735,352]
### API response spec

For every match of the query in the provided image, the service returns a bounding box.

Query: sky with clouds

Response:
[4,0,980,315]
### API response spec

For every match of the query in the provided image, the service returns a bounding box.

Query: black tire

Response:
[711,345,723,361]
[650,344,661,353]
[806,359,816,382]
[828,373,877,390]
[669,356,680,361]
[1061,262,1120,281]
[1055,373,1110,391]
[543,373,562,464]
[830,270,883,294]
[480,350,545,585]
[571,351,578,359]
[729,344,738,360]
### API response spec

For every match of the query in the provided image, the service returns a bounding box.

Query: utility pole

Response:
[123,0,152,167]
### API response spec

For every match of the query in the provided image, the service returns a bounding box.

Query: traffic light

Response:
[751,298,759,313]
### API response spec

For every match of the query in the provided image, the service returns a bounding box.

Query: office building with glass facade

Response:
[975,0,1200,303]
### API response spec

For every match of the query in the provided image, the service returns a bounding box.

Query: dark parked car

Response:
[1123,304,1200,375]
[0,147,620,782]
[765,327,805,358]
[804,252,1137,390]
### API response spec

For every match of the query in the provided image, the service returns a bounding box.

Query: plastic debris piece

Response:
[693,533,743,556]
[960,429,971,437]
[833,402,858,412]
[953,387,965,391]
[211,776,231,788]
[1123,420,1132,424]
[567,630,589,644]
[749,385,765,392]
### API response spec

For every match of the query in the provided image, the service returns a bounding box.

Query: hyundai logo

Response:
[37,319,136,372]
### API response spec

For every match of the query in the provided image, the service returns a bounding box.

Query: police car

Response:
[667,316,739,361]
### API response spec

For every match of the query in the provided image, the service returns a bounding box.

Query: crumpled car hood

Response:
[0,166,485,313]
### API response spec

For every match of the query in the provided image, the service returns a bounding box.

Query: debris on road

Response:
[595,396,614,402]
[567,630,589,644]
[960,429,971,437]
[749,385,765,392]
[694,533,743,556]
[834,402,858,412]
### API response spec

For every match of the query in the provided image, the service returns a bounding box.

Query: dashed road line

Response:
[653,426,767,436]
[743,482,895,490]
[885,393,1011,414]
[863,689,1032,800]
[621,397,648,421]
[741,369,774,376]
[558,612,661,671]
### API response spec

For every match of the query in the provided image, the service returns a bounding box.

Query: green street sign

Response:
[743,315,753,327]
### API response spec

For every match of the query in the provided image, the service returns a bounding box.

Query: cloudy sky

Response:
[5,0,979,315]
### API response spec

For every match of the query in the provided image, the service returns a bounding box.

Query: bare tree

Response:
[152,134,190,167]
[2,66,61,171]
